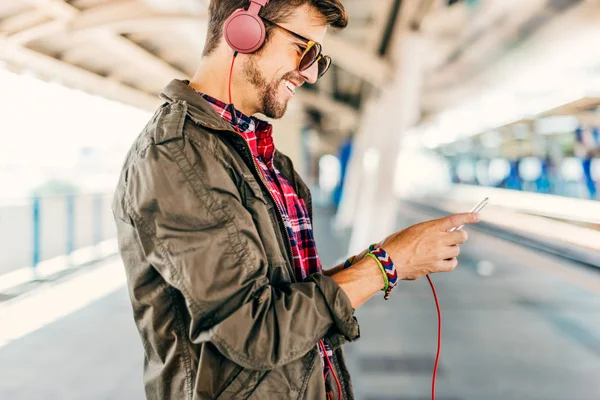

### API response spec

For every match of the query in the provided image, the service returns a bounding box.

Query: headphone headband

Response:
[223,0,270,54]
[248,0,269,13]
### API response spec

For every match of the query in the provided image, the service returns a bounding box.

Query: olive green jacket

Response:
[111,79,360,399]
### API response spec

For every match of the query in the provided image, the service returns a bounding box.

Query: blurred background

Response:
[1,0,600,399]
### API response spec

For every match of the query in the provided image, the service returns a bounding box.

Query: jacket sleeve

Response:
[122,138,360,370]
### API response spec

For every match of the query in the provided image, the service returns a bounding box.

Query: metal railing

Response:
[0,193,118,292]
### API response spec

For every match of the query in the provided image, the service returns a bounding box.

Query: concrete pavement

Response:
[1,206,599,399]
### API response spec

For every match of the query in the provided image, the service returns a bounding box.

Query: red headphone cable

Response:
[319,339,343,400]
[427,274,442,400]
[228,51,242,135]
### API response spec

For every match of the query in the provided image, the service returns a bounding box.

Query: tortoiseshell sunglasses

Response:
[262,18,332,79]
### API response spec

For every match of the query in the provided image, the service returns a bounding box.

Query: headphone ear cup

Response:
[223,9,266,54]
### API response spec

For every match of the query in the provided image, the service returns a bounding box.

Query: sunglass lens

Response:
[317,56,331,78]
[299,43,320,71]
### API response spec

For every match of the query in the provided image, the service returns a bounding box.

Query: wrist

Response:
[330,254,388,309]
[354,254,387,293]
[343,247,371,269]
[355,247,369,263]
[367,244,399,300]
[324,262,345,277]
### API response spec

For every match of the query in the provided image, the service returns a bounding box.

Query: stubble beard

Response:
[242,55,291,119]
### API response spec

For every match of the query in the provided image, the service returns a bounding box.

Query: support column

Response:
[334,97,380,234]
[343,30,428,253]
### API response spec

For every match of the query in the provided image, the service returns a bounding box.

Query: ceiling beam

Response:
[0,40,161,110]
[92,31,189,79]
[324,34,392,88]
[366,0,395,52]
[0,9,49,35]
[6,19,66,45]
[1,37,358,124]
[66,1,392,89]
[12,0,188,81]
[422,0,600,113]
[3,0,363,122]
[68,0,202,33]
[0,41,358,129]
[23,0,78,18]
[539,97,600,117]
[422,0,547,92]
[0,40,358,128]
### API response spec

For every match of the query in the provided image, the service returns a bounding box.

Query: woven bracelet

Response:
[368,244,399,300]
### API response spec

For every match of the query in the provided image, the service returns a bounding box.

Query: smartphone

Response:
[448,197,489,232]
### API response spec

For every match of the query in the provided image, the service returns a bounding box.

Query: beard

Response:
[242,55,295,119]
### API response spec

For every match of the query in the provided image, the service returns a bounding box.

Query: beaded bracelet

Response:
[343,255,356,269]
[368,243,399,300]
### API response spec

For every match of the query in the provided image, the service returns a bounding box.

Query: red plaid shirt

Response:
[198,92,338,396]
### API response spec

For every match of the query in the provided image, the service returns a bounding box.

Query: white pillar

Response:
[343,30,428,252]
[334,97,379,232]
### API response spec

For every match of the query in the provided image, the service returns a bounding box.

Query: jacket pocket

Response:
[238,173,292,281]
[241,173,269,207]
[248,347,319,400]
[215,366,267,400]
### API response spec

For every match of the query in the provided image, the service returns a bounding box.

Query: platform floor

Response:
[1,205,599,400]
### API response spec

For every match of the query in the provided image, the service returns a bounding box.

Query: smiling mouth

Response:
[283,80,296,95]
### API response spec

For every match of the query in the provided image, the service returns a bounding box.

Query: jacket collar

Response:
[158,79,306,210]
[160,79,234,133]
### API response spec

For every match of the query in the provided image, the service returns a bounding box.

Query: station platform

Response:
[1,206,599,400]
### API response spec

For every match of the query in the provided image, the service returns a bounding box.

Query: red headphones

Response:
[223,0,270,54]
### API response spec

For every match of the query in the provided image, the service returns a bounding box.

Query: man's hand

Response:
[330,212,480,309]
[380,212,480,281]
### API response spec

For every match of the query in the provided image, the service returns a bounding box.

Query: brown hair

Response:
[203,0,348,56]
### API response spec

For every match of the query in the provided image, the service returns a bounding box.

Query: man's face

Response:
[241,5,327,119]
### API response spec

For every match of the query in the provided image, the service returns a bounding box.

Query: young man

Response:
[111,1,480,399]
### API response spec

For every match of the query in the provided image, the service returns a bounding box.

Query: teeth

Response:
[284,80,295,93]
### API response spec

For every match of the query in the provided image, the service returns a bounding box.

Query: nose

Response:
[299,60,319,85]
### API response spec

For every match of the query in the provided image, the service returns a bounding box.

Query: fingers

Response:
[436,257,458,272]
[436,212,480,232]
[442,230,468,246]
[440,244,460,260]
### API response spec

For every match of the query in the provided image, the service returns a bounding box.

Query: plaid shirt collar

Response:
[197,92,275,164]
